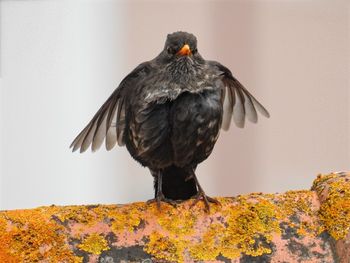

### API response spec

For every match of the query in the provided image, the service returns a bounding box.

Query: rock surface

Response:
[0,172,349,262]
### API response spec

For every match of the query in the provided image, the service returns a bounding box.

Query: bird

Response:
[70,31,269,211]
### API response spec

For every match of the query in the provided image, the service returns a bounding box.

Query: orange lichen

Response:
[78,233,109,255]
[0,191,326,262]
[0,172,348,262]
[0,216,19,262]
[143,195,282,261]
[142,189,326,261]
[0,208,82,263]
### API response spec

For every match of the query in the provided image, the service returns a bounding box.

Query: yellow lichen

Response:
[312,173,338,192]
[144,196,282,261]
[156,205,197,236]
[276,190,321,237]
[219,197,279,258]
[296,222,310,236]
[143,190,326,261]
[78,233,109,255]
[315,174,350,240]
[2,173,348,262]
[144,231,185,262]
[109,202,145,233]
[189,223,225,260]
[277,190,314,218]
[142,203,197,262]
[54,205,97,225]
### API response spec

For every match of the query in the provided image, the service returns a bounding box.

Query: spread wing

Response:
[70,62,150,153]
[209,61,270,130]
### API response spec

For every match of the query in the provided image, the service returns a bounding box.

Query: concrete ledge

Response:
[0,172,349,262]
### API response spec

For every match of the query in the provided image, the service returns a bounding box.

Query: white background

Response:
[1,0,349,210]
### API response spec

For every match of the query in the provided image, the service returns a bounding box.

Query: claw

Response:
[147,170,177,209]
[147,194,178,209]
[188,168,221,212]
[191,191,221,212]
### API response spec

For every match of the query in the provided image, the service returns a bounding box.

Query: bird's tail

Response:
[155,165,198,200]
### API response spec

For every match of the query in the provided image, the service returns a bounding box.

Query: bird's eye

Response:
[192,48,198,54]
[167,47,175,55]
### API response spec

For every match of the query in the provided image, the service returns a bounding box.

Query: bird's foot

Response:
[191,191,221,212]
[146,193,178,209]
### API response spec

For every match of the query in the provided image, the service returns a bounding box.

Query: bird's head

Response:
[159,32,203,64]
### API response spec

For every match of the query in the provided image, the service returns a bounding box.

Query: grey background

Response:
[0,0,349,210]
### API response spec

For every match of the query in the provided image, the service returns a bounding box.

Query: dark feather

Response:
[208,60,270,129]
[222,85,234,130]
[91,108,107,151]
[105,101,119,150]
[233,86,246,128]
[116,99,126,146]
[70,63,150,152]
[70,32,270,204]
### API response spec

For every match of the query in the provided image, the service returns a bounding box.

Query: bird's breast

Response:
[142,66,221,104]
[169,88,223,166]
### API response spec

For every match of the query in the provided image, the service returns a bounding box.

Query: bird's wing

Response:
[70,62,150,153]
[209,61,270,130]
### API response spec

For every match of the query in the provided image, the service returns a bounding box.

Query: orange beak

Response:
[177,44,192,56]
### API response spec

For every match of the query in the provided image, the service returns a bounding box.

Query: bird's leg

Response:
[190,169,221,212]
[154,171,166,209]
[147,170,177,209]
[185,164,197,182]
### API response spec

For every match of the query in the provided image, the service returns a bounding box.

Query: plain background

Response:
[0,0,349,210]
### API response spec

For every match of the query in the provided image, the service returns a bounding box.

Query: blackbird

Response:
[70,31,269,211]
